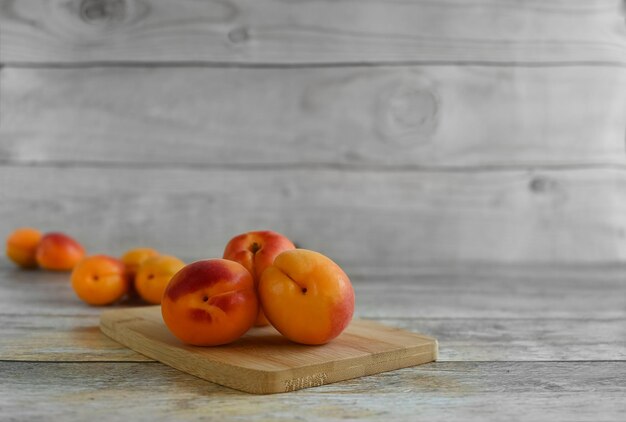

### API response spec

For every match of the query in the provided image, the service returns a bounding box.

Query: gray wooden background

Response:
[1,0,625,273]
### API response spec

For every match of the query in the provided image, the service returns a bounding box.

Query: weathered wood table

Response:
[1,262,624,420]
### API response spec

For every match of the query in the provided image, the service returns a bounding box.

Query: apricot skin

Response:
[223,230,295,326]
[71,255,128,306]
[6,228,42,268]
[134,255,185,305]
[259,249,354,345]
[36,233,85,271]
[162,259,258,346]
[121,247,159,282]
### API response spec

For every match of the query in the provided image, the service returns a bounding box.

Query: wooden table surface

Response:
[2,261,625,421]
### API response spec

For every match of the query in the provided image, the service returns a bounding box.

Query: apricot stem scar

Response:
[202,295,208,302]
[301,287,307,294]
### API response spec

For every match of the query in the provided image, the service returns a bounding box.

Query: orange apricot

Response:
[223,230,295,326]
[259,249,354,345]
[6,227,42,268]
[162,259,258,346]
[71,255,128,306]
[134,255,185,304]
[36,232,85,271]
[121,247,160,282]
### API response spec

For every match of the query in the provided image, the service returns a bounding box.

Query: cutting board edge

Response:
[100,324,438,394]
[268,347,438,394]
[99,307,439,394]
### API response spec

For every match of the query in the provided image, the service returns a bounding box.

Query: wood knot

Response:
[228,27,250,44]
[79,0,126,24]
[377,82,438,146]
[529,177,558,194]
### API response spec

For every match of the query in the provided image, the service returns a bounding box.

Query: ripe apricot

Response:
[162,259,258,346]
[121,247,160,282]
[223,230,295,326]
[71,255,128,306]
[36,232,85,271]
[259,249,354,345]
[135,255,185,304]
[6,227,42,268]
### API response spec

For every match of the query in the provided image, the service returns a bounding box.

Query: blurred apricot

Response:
[121,247,159,281]
[36,232,85,271]
[6,227,42,268]
[71,255,128,306]
[135,255,185,304]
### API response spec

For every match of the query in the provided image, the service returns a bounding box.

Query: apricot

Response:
[71,255,128,306]
[6,227,42,268]
[121,247,160,282]
[162,259,258,346]
[135,255,185,304]
[259,249,354,345]
[223,230,295,326]
[36,232,85,271]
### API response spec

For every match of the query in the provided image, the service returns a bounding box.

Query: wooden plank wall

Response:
[1,0,625,271]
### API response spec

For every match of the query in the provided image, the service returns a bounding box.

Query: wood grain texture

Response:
[2,361,625,421]
[1,266,624,362]
[2,66,625,167]
[3,313,624,362]
[1,266,623,416]
[1,166,624,266]
[0,313,152,362]
[3,264,626,318]
[1,0,625,64]
[354,268,626,319]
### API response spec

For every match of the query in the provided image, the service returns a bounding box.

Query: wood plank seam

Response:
[3,61,626,69]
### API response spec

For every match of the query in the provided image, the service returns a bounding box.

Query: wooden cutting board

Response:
[100,306,438,394]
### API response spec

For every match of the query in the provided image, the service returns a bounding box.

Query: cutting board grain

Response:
[100,306,438,394]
